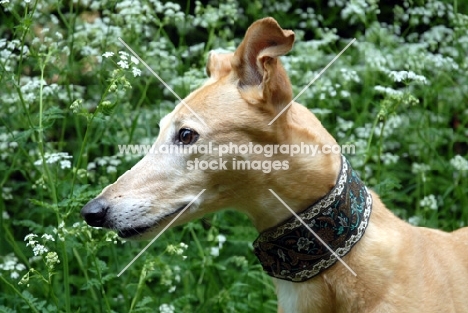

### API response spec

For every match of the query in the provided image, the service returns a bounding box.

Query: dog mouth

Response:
[116,204,189,239]
[118,226,151,238]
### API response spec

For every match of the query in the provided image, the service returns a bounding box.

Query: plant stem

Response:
[0,275,40,313]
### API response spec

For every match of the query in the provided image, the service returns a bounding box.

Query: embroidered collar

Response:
[253,155,372,282]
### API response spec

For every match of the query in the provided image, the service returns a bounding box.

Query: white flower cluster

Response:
[450,155,468,171]
[380,152,400,165]
[88,154,123,174]
[166,242,188,257]
[159,262,181,294]
[294,7,323,28]
[33,152,73,170]
[420,194,438,211]
[400,0,452,26]
[408,215,422,226]
[374,86,403,96]
[341,0,380,24]
[53,220,68,242]
[412,163,430,173]
[170,67,206,92]
[0,132,18,161]
[339,68,361,84]
[159,304,175,313]
[412,163,431,182]
[25,233,54,257]
[210,234,227,257]
[70,99,83,114]
[2,210,10,219]
[1,77,63,111]
[0,253,26,280]
[18,234,61,285]
[102,51,142,77]
[0,38,27,72]
[45,252,60,270]
[30,27,67,56]
[193,0,237,28]
[387,70,428,84]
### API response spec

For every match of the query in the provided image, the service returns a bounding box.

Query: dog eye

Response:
[178,128,199,145]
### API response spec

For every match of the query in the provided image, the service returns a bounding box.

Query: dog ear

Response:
[231,17,295,109]
[206,51,234,80]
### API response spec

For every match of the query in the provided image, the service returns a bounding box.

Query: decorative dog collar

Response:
[253,155,372,282]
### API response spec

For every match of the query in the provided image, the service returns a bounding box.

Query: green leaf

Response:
[80,278,101,290]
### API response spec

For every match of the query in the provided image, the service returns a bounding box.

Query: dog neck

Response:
[253,155,372,282]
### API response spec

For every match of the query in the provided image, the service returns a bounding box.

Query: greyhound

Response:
[81,17,468,313]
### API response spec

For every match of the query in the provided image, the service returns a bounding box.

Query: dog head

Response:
[81,17,339,238]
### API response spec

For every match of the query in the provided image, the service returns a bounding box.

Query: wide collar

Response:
[253,155,372,282]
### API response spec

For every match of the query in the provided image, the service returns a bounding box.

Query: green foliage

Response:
[0,0,467,312]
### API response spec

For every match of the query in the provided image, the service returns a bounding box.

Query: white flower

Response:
[217,234,226,245]
[117,60,129,69]
[33,244,48,256]
[450,155,468,171]
[34,152,73,167]
[106,166,117,173]
[381,153,399,165]
[159,304,175,313]
[2,187,12,200]
[216,234,227,250]
[131,67,141,77]
[96,158,107,166]
[24,233,38,242]
[26,240,37,247]
[118,51,129,60]
[408,216,422,226]
[102,52,114,58]
[411,163,430,174]
[420,195,438,211]
[109,158,121,166]
[130,56,139,64]
[210,246,219,257]
[374,85,403,96]
[387,70,428,84]
[45,252,60,269]
[60,160,71,169]
[41,234,55,242]
[70,99,83,113]
[340,68,360,83]
[0,254,26,278]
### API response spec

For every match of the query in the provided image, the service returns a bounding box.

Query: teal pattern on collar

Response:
[253,155,372,282]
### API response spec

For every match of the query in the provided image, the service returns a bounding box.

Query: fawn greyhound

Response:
[81,17,468,312]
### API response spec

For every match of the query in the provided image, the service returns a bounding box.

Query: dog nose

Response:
[81,198,109,227]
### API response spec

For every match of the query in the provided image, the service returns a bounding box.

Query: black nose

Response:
[81,198,109,227]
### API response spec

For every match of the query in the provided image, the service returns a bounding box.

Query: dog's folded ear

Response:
[232,17,295,110]
[206,51,234,80]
